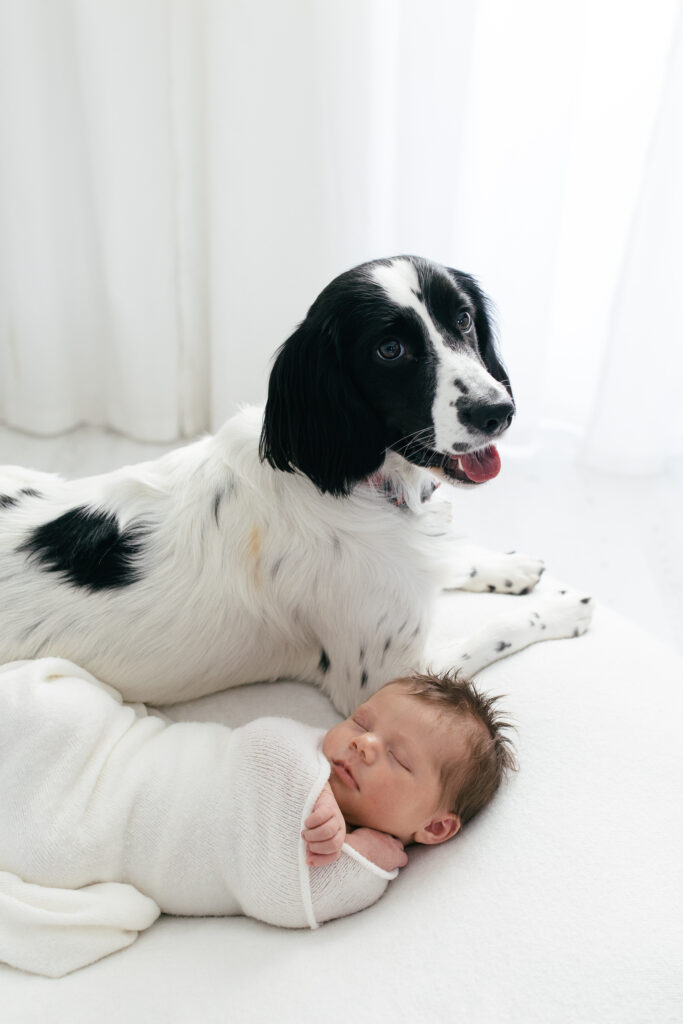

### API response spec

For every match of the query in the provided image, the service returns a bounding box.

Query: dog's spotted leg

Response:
[445,544,545,595]
[430,589,593,677]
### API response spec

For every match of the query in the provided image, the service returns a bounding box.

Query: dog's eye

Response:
[456,311,472,331]
[377,340,404,361]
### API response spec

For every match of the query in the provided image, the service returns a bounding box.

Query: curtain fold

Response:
[0,0,680,466]
[581,6,683,473]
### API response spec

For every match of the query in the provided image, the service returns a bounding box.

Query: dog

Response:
[0,256,591,714]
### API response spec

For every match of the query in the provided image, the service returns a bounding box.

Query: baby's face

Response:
[323,682,466,845]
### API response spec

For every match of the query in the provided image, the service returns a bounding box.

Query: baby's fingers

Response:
[301,818,341,843]
[306,850,342,867]
[304,832,344,857]
[303,805,333,829]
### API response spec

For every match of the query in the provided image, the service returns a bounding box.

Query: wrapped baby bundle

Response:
[0,659,397,977]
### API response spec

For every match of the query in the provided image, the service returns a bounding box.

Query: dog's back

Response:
[0,407,442,707]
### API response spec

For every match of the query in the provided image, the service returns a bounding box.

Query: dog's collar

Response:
[362,471,439,510]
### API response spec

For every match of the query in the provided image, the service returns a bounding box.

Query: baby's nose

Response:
[353,733,379,763]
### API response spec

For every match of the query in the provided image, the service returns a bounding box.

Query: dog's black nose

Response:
[460,399,515,436]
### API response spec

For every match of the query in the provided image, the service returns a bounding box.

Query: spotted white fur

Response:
[444,588,594,678]
[0,408,592,715]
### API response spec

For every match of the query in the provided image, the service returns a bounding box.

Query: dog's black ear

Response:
[259,315,387,496]
[447,269,514,402]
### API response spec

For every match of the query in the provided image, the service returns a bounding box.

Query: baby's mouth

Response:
[332,760,358,790]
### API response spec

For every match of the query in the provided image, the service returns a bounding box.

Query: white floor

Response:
[1,423,681,656]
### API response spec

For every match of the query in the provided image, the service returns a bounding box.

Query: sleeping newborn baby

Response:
[0,658,515,977]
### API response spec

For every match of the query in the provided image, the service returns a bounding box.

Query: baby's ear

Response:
[414,814,461,846]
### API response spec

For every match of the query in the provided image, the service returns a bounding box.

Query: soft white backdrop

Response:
[0,0,681,469]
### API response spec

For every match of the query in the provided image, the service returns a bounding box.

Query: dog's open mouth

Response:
[445,445,501,483]
[396,439,502,485]
[424,444,501,485]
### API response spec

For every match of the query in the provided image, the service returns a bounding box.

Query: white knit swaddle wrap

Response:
[0,659,396,976]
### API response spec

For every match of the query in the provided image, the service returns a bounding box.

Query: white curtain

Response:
[0,0,681,470]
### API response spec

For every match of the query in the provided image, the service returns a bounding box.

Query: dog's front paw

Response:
[530,589,594,641]
[465,551,545,595]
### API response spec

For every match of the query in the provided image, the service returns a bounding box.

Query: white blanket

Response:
[0,659,396,977]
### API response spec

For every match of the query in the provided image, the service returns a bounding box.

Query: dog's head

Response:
[260,255,514,496]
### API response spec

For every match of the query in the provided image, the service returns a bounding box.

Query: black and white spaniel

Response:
[0,256,591,713]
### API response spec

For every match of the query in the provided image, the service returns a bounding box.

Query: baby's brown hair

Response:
[399,670,517,825]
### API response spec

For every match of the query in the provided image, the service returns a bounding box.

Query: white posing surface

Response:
[2,589,681,1022]
[1,427,681,1022]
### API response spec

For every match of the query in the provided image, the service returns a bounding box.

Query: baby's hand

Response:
[345,828,408,872]
[302,782,346,866]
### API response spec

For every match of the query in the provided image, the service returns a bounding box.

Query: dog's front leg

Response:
[444,543,545,596]
[427,588,593,677]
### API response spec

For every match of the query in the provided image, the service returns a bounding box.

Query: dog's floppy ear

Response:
[259,314,387,496]
[447,269,514,402]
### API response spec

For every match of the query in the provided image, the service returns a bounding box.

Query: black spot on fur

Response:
[271,556,284,580]
[453,378,469,394]
[519,587,529,595]
[581,596,591,604]
[495,641,512,652]
[469,568,478,578]
[20,487,43,499]
[318,649,330,674]
[573,628,580,638]
[488,584,496,592]
[504,579,513,588]
[461,652,471,660]
[18,506,148,591]
[559,589,567,595]
[0,494,19,510]
[213,480,236,525]
[421,480,439,503]
[360,669,368,688]
[359,647,365,663]
[383,636,392,653]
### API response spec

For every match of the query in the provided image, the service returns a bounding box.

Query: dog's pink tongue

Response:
[459,445,501,482]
